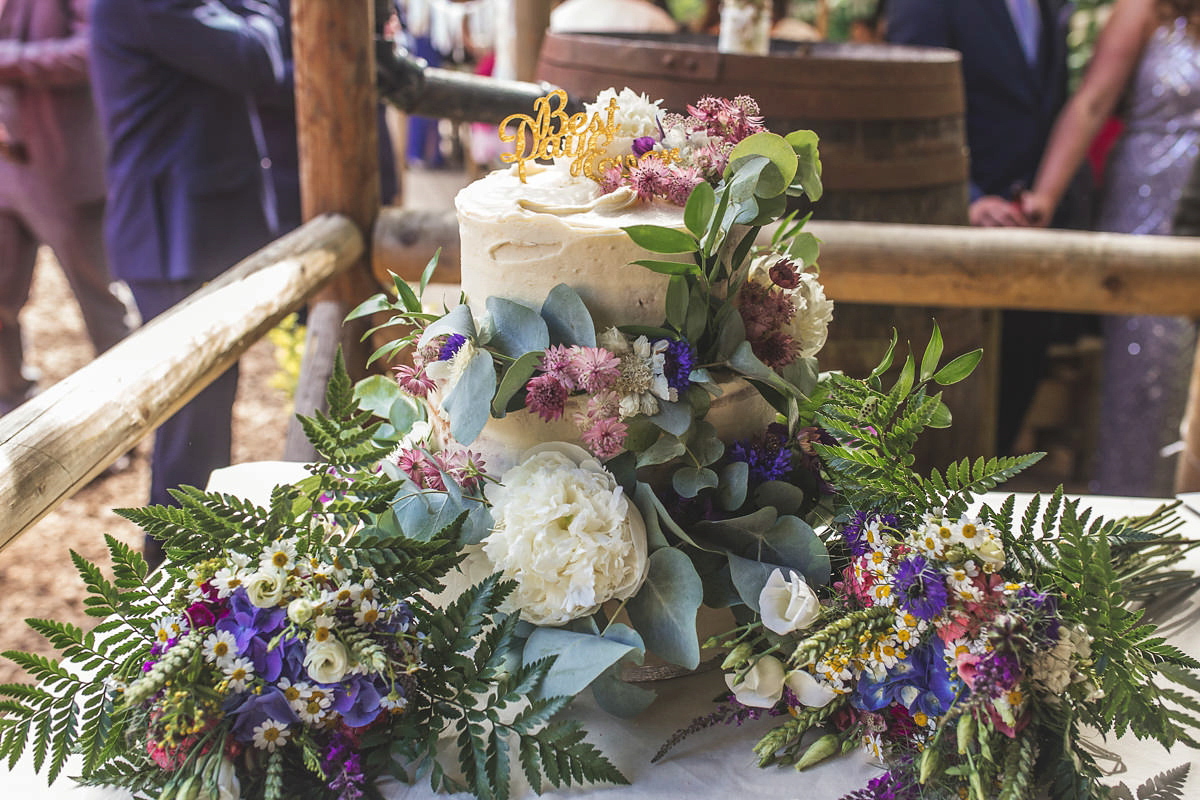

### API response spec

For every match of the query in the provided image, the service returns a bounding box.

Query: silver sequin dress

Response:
[1091,18,1200,496]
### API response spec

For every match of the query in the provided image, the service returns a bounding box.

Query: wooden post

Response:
[513,0,554,81]
[287,0,383,460]
[1173,153,1200,493]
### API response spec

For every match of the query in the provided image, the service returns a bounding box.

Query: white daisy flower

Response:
[259,539,298,572]
[380,690,408,712]
[210,564,248,599]
[202,630,239,667]
[354,599,382,628]
[330,582,364,607]
[223,657,255,692]
[251,719,290,752]
[311,615,336,643]
[296,691,332,725]
[152,615,184,645]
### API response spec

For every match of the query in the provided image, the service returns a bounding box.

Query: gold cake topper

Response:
[499,89,680,182]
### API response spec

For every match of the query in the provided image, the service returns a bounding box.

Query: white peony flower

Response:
[758,568,822,635]
[785,668,838,708]
[244,567,288,609]
[304,637,350,684]
[482,443,649,625]
[746,252,833,358]
[584,87,663,164]
[725,654,786,708]
[216,756,242,800]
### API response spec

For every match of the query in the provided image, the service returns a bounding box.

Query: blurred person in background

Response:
[550,0,680,33]
[0,0,135,416]
[887,0,1096,460]
[1021,0,1200,496]
[89,0,283,567]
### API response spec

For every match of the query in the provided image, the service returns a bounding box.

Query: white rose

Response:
[482,442,649,625]
[758,568,822,635]
[305,637,350,684]
[216,756,241,800]
[974,535,1006,569]
[244,568,288,609]
[725,655,786,708]
[785,669,837,708]
[287,597,316,625]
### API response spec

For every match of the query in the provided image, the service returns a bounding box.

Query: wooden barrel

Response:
[537,33,997,467]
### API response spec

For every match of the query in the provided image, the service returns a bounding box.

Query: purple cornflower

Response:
[891,555,949,621]
[437,333,467,362]
[657,338,695,393]
[730,423,793,482]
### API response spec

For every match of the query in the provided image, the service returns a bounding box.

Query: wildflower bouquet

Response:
[346,87,996,720]
[686,352,1200,799]
[0,360,622,800]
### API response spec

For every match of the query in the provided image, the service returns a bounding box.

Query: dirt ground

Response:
[0,251,292,685]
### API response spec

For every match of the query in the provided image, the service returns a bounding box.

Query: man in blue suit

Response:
[887,0,1093,455]
[89,0,284,566]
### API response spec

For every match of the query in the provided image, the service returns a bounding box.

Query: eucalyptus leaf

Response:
[485,296,549,358]
[634,482,670,551]
[672,466,719,498]
[685,282,709,343]
[932,349,983,385]
[781,356,819,398]
[626,548,704,669]
[623,416,662,454]
[417,303,476,348]
[718,461,749,511]
[636,434,686,468]
[727,553,783,612]
[637,482,721,552]
[688,422,725,466]
[443,349,496,445]
[354,374,406,419]
[650,399,692,437]
[703,183,732,257]
[541,283,596,347]
[726,132,799,198]
[694,511,830,587]
[623,225,699,254]
[685,383,712,418]
[754,481,807,516]
[492,351,541,416]
[716,309,747,361]
[523,628,641,699]
[920,320,944,382]
[591,671,657,718]
[785,129,823,202]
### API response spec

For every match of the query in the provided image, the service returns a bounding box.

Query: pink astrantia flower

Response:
[581,416,628,460]
[441,447,487,493]
[395,448,446,490]
[569,346,621,393]
[539,345,578,389]
[574,391,621,429]
[629,157,673,202]
[394,364,436,398]
[665,165,705,206]
[525,373,569,421]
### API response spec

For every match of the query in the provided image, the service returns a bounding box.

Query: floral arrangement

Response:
[0,363,622,800]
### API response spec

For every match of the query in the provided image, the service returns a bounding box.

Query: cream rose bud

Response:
[244,568,288,609]
[785,669,837,708]
[287,597,315,625]
[758,568,822,635]
[975,536,1006,568]
[305,637,350,684]
[216,756,242,800]
[725,655,786,708]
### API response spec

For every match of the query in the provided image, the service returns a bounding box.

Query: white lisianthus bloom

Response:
[725,655,786,708]
[287,597,316,625]
[758,568,822,635]
[785,668,838,708]
[305,637,350,684]
[244,567,288,609]
[482,443,649,625]
[216,756,242,800]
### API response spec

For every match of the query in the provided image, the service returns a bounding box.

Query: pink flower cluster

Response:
[395,446,486,492]
[600,95,766,207]
[737,260,803,370]
[524,344,628,460]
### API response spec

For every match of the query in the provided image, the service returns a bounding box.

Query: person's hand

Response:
[969,195,1030,227]
[1019,191,1055,228]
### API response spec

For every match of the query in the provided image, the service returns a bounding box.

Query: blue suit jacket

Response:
[89,0,283,283]
[887,0,1075,203]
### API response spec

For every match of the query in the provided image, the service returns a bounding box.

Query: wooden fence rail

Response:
[373,215,1200,316]
[0,214,363,552]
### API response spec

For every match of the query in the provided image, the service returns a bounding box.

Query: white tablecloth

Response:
[8,467,1200,798]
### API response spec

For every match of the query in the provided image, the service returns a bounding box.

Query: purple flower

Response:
[970,649,1022,698]
[437,333,467,361]
[730,423,793,483]
[216,588,285,650]
[228,688,300,743]
[891,554,949,621]
[657,338,695,393]
[1015,586,1061,643]
[332,675,385,728]
[856,639,960,719]
[632,136,657,157]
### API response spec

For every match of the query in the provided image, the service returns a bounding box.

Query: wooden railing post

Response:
[286,0,383,460]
